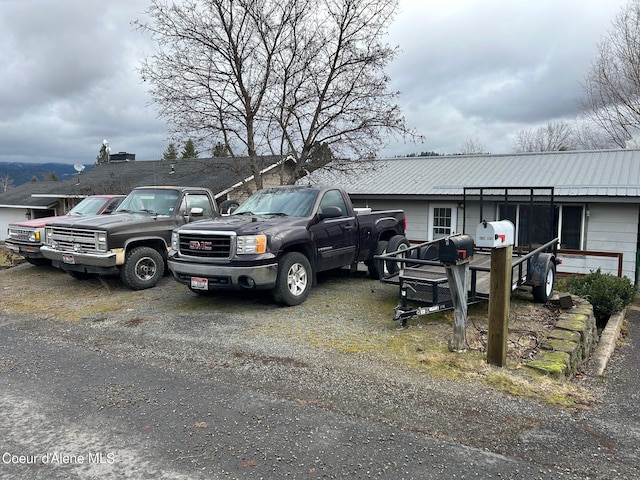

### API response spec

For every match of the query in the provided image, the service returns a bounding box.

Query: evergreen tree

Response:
[181,139,199,159]
[212,141,229,157]
[163,143,178,160]
[96,142,110,164]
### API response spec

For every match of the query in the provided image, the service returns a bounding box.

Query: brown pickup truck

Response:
[40,186,218,290]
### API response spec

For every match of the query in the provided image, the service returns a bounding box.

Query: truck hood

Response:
[10,214,82,229]
[183,214,307,235]
[46,212,176,231]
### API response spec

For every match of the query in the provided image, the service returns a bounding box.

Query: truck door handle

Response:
[343,224,355,231]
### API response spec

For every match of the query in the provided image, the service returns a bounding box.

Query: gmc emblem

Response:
[189,240,213,251]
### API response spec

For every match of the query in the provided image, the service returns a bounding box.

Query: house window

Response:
[498,204,583,250]
[560,206,583,250]
[516,204,557,248]
[430,206,455,240]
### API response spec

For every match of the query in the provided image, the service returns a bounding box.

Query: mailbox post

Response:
[438,235,474,352]
[475,220,515,367]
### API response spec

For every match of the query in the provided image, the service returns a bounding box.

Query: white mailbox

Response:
[475,220,515,248]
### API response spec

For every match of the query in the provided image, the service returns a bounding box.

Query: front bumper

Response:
[168,258,278,290]
[4,241,45,259]
[40,246,120,274]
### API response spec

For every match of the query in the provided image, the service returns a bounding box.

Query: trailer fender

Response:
[528,253,556,303]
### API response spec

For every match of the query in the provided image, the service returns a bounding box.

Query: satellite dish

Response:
[74,163,85,173]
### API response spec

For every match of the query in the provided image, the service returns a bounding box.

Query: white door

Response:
[428,204,457,241]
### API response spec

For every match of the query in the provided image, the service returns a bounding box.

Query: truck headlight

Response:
[171,231,178,250]
[44,227,53,245]
[237,235,267,254]
[28,231,40,242]
[97,232,107,251]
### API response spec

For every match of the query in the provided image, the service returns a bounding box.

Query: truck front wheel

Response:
[273,252,312,306]
[120,246,165,290]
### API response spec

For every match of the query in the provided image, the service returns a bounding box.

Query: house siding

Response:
[577,203,638,281]
[1,210,25,240]
[351,197,638,284]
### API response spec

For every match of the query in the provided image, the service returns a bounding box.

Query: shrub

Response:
[566,269,636,326]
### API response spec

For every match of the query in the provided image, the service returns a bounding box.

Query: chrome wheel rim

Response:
[135,258,157,281]
[287,262,307,296]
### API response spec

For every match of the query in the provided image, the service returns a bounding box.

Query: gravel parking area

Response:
[0,262,595,439]
[2,259,638,478]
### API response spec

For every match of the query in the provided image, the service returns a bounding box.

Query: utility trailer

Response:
[377,187,560,326]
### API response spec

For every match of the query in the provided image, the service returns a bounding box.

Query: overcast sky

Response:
[0,0,629,165]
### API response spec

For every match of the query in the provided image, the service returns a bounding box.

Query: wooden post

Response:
[487,245,512,367]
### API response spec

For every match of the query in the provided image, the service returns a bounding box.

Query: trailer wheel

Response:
[386,235,410,275]
[532,261,555,303]
[273,252,312,306]
[368,240,388,279]
[120,246,165,290]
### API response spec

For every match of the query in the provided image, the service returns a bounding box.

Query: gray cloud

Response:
[0,0,629,164]
[0,0,165,165]
[385,0,627,155]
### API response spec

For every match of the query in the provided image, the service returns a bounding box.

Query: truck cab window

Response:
[181,194,214,216]
[319,190,348,217]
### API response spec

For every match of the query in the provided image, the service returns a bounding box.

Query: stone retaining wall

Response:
[526,296,598,378]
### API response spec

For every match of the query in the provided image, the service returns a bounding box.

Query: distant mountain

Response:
[0,162,92,188]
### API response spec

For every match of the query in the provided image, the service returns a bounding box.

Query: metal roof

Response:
[300,149,640,200]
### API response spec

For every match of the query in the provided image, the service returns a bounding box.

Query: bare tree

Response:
[573,118,620,150]
[135,0,414,189]
[580,0,640,148]
[0,173,14,192]
[513,121,576,152]
[459,137,486,155]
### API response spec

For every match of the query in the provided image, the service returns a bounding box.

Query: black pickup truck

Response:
[167,185,407,306]
[40,186,218,290]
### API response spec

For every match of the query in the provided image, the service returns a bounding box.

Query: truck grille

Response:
[48,227,102,253]
[178,232,233,259]
[8,228,34,242]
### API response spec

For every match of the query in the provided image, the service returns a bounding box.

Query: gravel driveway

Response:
[1,261,638,479]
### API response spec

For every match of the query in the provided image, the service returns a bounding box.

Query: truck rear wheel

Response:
[120,246,165,290]
[386,235,410,275]
[368,240,388,279]
[273,252,312,306]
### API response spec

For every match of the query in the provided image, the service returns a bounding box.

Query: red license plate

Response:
[62,254,75,264]
[190,277,208,290]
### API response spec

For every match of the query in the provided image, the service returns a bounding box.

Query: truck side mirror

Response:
[318,206,342,220]
[189,207,204,217]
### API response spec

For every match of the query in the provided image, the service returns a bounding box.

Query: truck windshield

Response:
[233,189,317,217]
[116,189,180,215]
[68,197,109,216]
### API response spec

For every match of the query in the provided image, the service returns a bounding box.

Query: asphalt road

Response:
[0,264,639,479]
[0,321,556,480]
